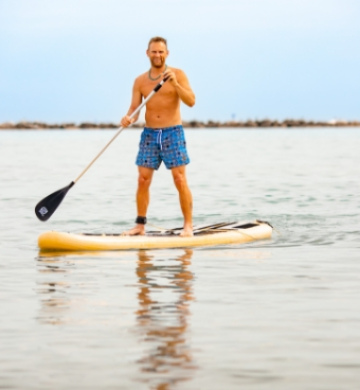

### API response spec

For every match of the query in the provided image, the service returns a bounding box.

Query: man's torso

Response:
[137,68,182,128]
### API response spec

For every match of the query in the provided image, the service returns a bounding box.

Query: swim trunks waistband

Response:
[144,125,183,131]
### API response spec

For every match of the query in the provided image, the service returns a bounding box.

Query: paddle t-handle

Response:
[35,77,169,221]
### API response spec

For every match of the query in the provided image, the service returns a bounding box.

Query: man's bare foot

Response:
[180,225,193,237]
[121,224,146,236]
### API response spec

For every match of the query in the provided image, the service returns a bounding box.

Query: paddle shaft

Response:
[74,78,167,183]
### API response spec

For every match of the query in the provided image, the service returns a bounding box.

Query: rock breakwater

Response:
[1,119,359,130]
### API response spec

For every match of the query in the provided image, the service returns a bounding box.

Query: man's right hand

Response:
[120,115,135,128]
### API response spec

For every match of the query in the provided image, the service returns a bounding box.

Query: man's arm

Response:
[164,68,195,107]
[120,77,143,127]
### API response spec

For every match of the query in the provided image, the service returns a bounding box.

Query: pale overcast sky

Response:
[1,0,359,123]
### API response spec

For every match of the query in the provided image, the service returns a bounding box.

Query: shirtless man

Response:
[120,37,196,237]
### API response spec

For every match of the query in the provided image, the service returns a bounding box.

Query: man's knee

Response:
[138,174,152,188]
[137,169,153,189]
[172,170,187,190]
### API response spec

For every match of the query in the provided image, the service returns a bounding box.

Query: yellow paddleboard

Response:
[38,220,272,251]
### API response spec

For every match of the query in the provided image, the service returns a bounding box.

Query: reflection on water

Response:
[36,256,73,325]
[135,249,196,389]
[35,249,197,389]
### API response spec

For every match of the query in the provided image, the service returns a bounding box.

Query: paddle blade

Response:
[35,181,75,221]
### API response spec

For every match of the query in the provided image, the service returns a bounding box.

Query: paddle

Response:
[35,76,169,221]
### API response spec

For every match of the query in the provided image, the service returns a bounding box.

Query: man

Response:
[120,37,196,237]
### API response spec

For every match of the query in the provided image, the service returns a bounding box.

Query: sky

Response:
[1,0,359,123]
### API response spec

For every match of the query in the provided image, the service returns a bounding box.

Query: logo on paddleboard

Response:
[38,206,49,216]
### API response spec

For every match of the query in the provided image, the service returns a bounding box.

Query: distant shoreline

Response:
[1,119,360,130]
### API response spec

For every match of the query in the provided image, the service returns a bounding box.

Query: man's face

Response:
[146,41,168,68]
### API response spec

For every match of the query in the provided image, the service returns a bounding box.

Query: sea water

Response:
[0,128,359,389]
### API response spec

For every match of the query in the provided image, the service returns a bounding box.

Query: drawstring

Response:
[156,129,163,150]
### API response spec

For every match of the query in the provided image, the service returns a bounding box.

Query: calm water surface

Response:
[1,128,359,389]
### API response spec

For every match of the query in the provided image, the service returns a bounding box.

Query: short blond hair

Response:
[148,36,167,49]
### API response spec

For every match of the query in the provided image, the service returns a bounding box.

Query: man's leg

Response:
[171,165,193,237]
[122,166,154,236]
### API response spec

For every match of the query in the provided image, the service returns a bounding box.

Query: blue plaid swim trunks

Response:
[136,125,190,170]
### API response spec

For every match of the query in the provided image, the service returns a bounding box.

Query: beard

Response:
[150,57,165,68]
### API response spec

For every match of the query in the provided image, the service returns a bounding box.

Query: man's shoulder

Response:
[134,72,148,83]
[132,72,149,92]
[169,66,185,74]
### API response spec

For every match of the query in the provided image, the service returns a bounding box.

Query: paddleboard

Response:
[38,220,272,251]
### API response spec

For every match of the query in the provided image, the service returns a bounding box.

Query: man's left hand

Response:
[163,69,178,87]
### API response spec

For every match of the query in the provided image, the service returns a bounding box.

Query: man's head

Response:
[147,37,169,69]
